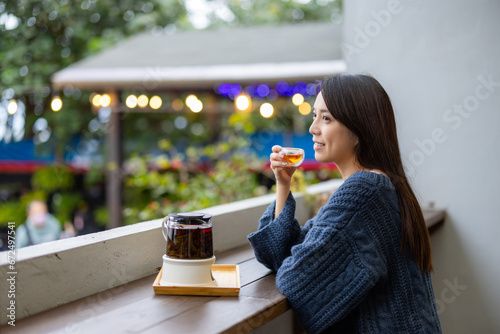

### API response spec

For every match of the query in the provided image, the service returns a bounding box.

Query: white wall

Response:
[342,0,500,332]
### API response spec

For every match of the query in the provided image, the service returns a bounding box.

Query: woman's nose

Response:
[309,120,319,135]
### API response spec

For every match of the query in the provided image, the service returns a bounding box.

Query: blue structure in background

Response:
[1,132,328,172]
[0,136,92,170]
[0,139,53,163]
[250,132,315,160]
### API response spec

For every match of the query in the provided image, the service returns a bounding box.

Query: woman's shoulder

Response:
[319,171,396,219]
[336,171,394,198]
[345,170,393,186]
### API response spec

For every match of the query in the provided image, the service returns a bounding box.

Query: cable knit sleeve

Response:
[275,210,388,333]
[247,191,312,272]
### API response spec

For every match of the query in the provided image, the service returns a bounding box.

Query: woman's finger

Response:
[272,145,282,153]
[270,152,284,161]
[271,160,288,168]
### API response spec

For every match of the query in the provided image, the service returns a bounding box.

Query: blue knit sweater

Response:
[248,171,442,333]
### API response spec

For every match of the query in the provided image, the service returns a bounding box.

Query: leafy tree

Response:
[0,0,189,157]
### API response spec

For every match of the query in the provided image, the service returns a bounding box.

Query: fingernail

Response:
[279,154,284,158]
[282,162,287,167]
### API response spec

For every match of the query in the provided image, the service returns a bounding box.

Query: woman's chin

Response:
[314,153,331,163]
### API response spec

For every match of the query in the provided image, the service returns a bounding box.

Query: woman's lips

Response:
[314,142,325,150]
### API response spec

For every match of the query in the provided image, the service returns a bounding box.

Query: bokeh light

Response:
[174,116,188,129]
[186,94,203,112]
[292,93,304,106]
[100,94,111,107]
[190,100,203,113]
[51,96,62,112]
[125,95,138,108]
[217,83,230,96]
[7,100,18,115]
[171,99,184,111]
[256,84,270,98]
[306,83,318,96]
[191,123,204,136]
[149,96,162,109]
[260,103,274,118]
[299,102,312,115]
[235,95,251,111]
[229,84,242,99]
[295,81,307,95]
[275,81,288,96]
[91,94,101,107]
[137,95,149,108]
[186,95,199,108]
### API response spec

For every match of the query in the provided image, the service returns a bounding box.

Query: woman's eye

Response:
[322,115,330,121]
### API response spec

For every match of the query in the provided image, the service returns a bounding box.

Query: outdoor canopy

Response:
[52,21,345,90]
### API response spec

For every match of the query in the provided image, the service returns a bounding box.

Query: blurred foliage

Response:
[51,191,82,224]
[122,133,269,225]
[94,206,108,227]
[120,129,341,225]
[200,0,341,28]
[0,0,343,230]
[0,201,25,228]
[31,166,74,192]
[0,166,83,228]
[0,0,190,156]
[0,184,49,227]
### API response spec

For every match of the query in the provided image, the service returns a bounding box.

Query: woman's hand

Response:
[270,145,297,186]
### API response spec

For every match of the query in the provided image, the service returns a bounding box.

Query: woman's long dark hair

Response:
[320,74,433,272]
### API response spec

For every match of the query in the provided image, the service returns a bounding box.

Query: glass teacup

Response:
[280,147,305,167]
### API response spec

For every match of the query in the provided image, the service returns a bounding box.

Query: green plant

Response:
[31,166,75,193]
[94,206,108,227]
[0,201,25,228]
[122,134,269,225]
[51,192,83,225]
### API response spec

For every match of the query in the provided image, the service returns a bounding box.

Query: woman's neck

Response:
[336,160,363,181]
[336,159,387,181]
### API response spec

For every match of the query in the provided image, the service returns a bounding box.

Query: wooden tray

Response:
[153,264,240,296]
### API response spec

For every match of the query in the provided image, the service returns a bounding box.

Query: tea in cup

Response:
[280,147,305,167]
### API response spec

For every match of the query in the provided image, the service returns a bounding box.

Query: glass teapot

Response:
[162,213,213,260]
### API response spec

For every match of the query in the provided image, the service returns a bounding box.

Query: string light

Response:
[51,96,62,112]
[186,94,203,112]
[235,94,251,111]
[260,103,274,118]
[185,95,198,108]
[7,100,18,115]
[125,95,138,108]
[292,93,304,106]
[190,101,203,113]
[100,94,111,107]
[91,94,101,107]
[150,96,162,110]
[137,95,148,108]
[298,102,312,115]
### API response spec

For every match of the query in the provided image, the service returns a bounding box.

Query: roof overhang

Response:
[52,60,346,90]
[52,22,345,91]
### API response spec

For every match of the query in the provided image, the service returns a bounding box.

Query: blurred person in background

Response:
[16,200,61,248]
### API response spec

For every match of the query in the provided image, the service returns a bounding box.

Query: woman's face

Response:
[309,92,358,164]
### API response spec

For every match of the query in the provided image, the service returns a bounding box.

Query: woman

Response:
[248,74,442,333]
